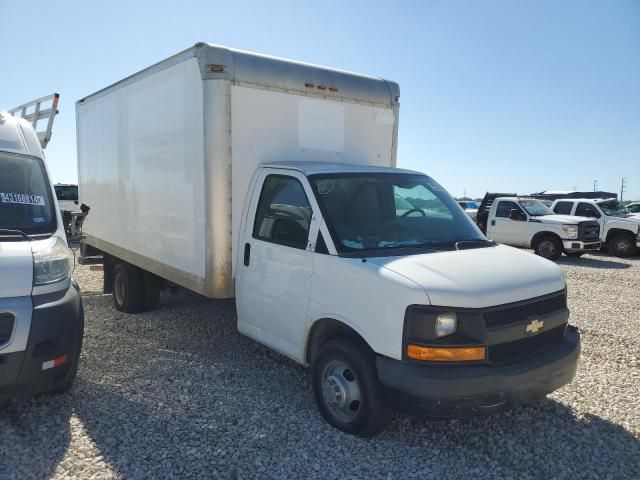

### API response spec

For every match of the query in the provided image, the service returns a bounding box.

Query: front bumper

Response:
[562,240,601,252]
[0,281,84,399]
[376,326,580,418]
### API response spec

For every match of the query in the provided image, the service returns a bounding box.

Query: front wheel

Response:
[534,235,563,260]
[311,338,390,436]
[609,233,638,257]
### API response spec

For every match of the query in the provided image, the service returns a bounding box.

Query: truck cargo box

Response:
[77,43,400,298]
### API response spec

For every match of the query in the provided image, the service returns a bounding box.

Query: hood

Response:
[531,214,591,225]
[0,241,33,297]
[367,244,565,308]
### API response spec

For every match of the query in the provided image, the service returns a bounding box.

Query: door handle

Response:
[491,220,495,226]
[244,242,251,266]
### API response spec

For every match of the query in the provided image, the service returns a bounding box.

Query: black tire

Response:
[564,252,584,258]
[609,233,638,257]
[311,338,390,436]
[534,235,563,261]
[112,262,146,313]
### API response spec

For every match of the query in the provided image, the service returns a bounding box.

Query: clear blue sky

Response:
[2,0,639,199]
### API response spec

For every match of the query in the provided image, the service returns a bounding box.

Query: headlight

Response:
[33,237,71,285]
[562,225,578,239]
[435,312,457,337]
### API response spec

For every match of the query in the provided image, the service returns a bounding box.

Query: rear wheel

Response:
[609,233,637,257]
[534,235,562,261]
[113,262,146,313]
[311,338,390,436]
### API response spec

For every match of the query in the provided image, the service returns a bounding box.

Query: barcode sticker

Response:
[0,192,46,206]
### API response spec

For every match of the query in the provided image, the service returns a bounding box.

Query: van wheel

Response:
[610,233,637,257]
[311,338,390,436]
[113,263,146,313]
[142,271,161,310]
[534,235,562,260]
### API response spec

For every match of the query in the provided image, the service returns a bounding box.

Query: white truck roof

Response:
[261,161,421,176]
[78,43,399,109]
[0,112,44,159]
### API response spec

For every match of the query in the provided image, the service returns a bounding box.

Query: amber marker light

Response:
[407,344,486,362]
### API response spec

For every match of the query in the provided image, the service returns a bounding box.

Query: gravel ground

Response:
[1,252,639,479]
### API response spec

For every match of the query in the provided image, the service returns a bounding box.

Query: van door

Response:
[235,170,319,362]
[488,200,528,245]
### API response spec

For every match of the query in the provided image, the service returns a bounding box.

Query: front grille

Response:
[484,293,567,330]
[579,221,600,241]
[488,325,566,364]
[0,312,15,345]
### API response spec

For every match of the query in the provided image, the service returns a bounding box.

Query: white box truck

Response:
[77,44,580,436]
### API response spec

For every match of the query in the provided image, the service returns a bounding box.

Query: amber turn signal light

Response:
[407,344,486,362]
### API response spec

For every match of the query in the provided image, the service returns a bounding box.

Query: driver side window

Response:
[253,175,312,250]
[496,201,519,218]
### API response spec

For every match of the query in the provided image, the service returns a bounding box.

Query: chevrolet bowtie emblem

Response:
[526,319,544,334]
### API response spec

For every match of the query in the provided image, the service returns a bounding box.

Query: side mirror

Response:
[509,209,525,221]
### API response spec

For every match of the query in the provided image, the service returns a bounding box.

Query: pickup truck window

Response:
[597,201,629,217]
[253,175,312,250]
[54,185,78,201]
[310,173,484,254]
[576,202,601,218]
[495,201,520,218]
[519,199,553,216]
[553,201,574,215]
[0,151,56,237]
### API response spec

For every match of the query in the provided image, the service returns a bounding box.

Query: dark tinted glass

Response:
[253,175,312,249]
[0,152,56,235]
[553,201,573,215]
[496,201,519,218]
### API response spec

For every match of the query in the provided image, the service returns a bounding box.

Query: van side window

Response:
[553,201,573,215]
[575,202,600,218]
[253,175,312,249]
[496,201,519,218]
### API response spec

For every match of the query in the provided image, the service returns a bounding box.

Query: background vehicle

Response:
[625,202,640,218]
[0,94,83,399]
[77,44,580,435]
[54,183,79,211]
[551,198,640,257]
[457,200,480,220]
[476,193,600,260]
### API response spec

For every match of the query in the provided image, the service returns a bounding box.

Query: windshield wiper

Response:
[0,228,33,241]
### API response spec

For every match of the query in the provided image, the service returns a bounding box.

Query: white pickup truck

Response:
[551,198,640,257]
[77,44,580,436]
[0,95,84,400]
[475,194,601,260]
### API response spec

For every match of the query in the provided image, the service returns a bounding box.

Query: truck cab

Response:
[0,96,84,399]
[476,194,601,260]
[551,198,640,257]
[235,163,580,435]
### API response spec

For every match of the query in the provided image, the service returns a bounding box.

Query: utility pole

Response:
[620,178,628,202]
[593,180,598,192]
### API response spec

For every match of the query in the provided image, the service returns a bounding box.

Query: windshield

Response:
[0,152,57,236]
[519,199,554,216]
[599,201,629,217]
[54,185,78,201]
[310,173,487,255]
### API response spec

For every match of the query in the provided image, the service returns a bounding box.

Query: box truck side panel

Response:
[78,58,207,290]
[230,85,396,274]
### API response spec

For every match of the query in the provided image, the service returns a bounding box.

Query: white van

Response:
[0,96,83,399]
[77,44,580,436]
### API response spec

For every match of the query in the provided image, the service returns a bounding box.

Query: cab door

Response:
[488,200,529,246]
[235,169,320,362]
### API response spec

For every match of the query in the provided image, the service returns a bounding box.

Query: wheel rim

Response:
[321,360,362,423]
[539,240,556,258]
[114,271,125,306]
[616,238,631,253]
